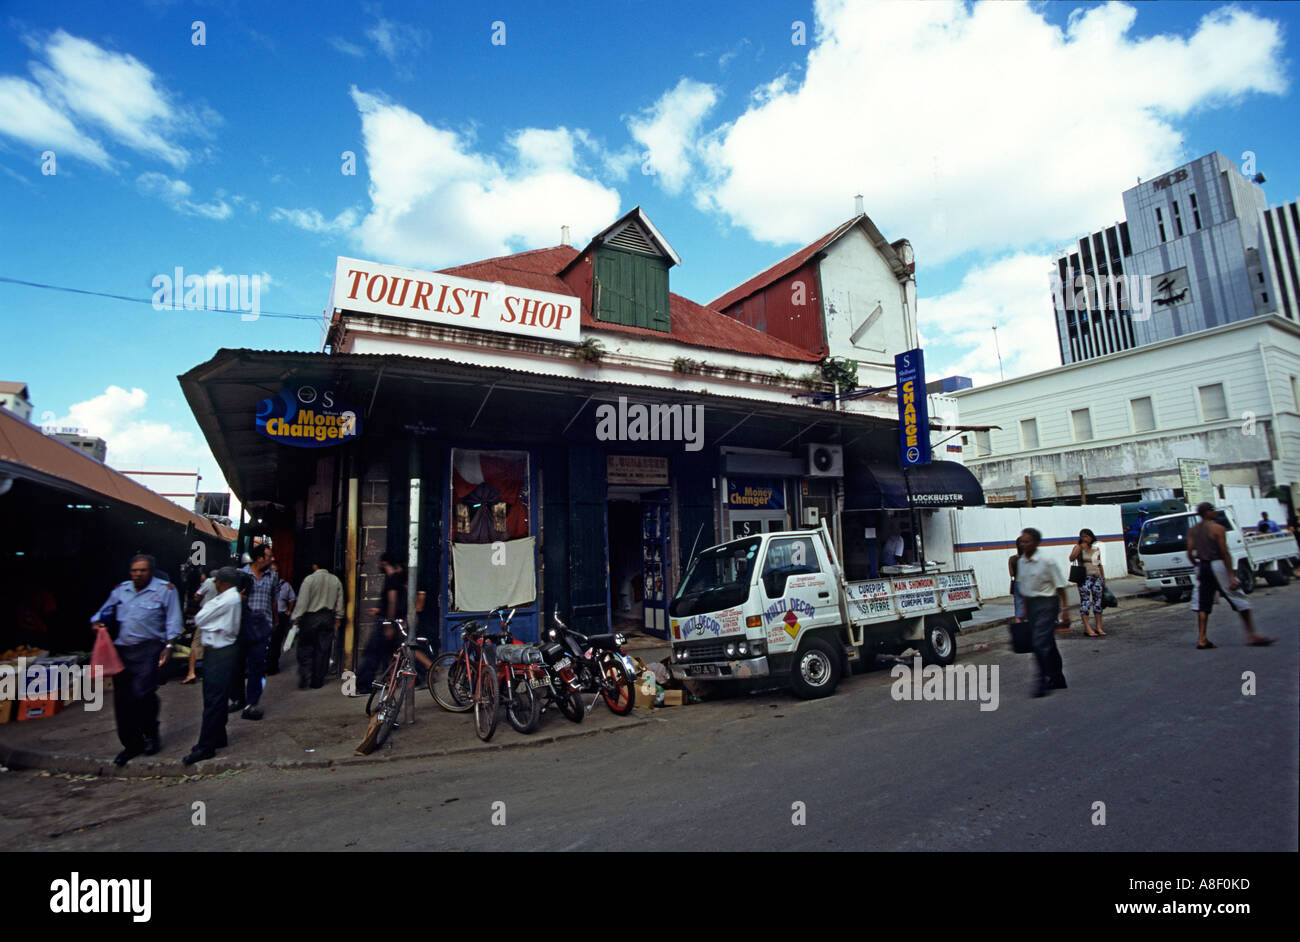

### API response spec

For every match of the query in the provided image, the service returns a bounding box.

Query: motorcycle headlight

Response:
[546,627,558,640]
[725,642,737,658]
[614,632,627,646]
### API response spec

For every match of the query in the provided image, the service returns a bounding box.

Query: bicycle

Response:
[459,620,499,741]
[430,608,543,737]
[355,619,433,754]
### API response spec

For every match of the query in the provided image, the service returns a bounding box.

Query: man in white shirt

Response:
[184,569,220,685]
[1014,527,1071,698]
[185,567,244,765]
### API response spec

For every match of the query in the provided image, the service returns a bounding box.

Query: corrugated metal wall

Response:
[719,259,827,356]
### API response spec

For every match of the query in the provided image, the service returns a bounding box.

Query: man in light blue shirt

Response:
[90,554,183,766]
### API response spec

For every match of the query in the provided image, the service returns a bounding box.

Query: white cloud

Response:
[364,15,428,77]
[271,206,360,234]
[344,87,621,267]
[627,78,720,195]
[688,0,1287,263]
[0,30,214,171]
[27,29,207,169]
[53,386,208,472]
[329,36,367,57]
[0,75,111,167]
[919,253,1061,386]
[137,171,233,219]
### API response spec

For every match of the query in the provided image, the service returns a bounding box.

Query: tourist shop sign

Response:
[331,256,580,343]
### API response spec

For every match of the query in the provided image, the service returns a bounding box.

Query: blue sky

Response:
[0,0,1296,500]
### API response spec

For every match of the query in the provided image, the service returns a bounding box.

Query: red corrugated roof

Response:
[438,246,820,363]
[0,409,237,541]
[709,218,858,313]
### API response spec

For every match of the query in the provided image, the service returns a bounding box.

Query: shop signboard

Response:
[607,455,669,486]
[726,476,784,511]
[332,256,581,344]
[256,385,362,448]
[1178,458,1213,507]
[896,348,931,469]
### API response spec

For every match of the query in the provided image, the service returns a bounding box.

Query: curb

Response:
[0,714,650,779]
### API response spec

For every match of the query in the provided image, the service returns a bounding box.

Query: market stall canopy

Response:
[0,408,237,541]
[844,460,984,511]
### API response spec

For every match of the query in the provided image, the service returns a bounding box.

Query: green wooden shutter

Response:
[594,247,670,333]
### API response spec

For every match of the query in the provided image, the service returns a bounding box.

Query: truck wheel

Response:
[1236,560,1256,594]
[920,615,958,667]
[789,637,841,700]
[1263,563,1292,587]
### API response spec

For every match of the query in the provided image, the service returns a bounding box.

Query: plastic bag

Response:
[91,625,124,677]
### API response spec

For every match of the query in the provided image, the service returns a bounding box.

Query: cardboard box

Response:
[660,689,686,707]
[17,697,64,721]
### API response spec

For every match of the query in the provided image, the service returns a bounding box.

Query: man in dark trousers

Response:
[1187,502,1274,649]
[1013,528,1070,698]
[291,561,345,689]
[355,553,407,693]
[90,554,183,766]
[233,543,282,720]
[184,567,243,765]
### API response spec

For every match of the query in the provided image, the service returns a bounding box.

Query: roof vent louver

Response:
[606,221,658,256]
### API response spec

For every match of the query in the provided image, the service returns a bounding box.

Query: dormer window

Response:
[584,210,679,333]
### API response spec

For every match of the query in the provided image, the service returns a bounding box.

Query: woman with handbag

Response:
[1069,528,1107,637]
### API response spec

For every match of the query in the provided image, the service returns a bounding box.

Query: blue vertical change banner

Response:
[895,348,931,468]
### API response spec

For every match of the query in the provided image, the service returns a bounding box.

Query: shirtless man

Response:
[1186,502,1274,649]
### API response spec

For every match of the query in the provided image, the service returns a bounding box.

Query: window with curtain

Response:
[449,448,536,612]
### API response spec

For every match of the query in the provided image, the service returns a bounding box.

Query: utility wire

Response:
[0,275,323,321]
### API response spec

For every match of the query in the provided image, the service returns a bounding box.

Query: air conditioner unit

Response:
[806,444,844,478]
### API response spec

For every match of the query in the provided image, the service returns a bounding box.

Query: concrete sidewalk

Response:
[1,578,1162,778]
[0,666,647,778]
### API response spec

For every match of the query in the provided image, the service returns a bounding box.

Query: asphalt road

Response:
[4,589,1297,851]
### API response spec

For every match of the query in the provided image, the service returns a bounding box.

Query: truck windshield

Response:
[1140,516,1191,556]
[670,537,761,617]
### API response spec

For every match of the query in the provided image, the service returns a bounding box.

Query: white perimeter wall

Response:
[1221,496,1289,531]
[925,505,1126,599]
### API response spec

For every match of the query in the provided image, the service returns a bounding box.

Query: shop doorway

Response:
[607,487,670,638]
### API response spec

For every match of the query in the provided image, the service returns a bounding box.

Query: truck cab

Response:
[1139,506,1297,602]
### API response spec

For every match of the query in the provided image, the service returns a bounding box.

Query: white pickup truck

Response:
[667,523,982,699]
[1138,506,1299,602]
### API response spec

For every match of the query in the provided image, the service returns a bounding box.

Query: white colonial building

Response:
[952,314,1300,510]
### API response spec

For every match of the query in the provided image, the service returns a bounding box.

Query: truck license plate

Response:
[686,664,717,676]
[1175,576,1191,586]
